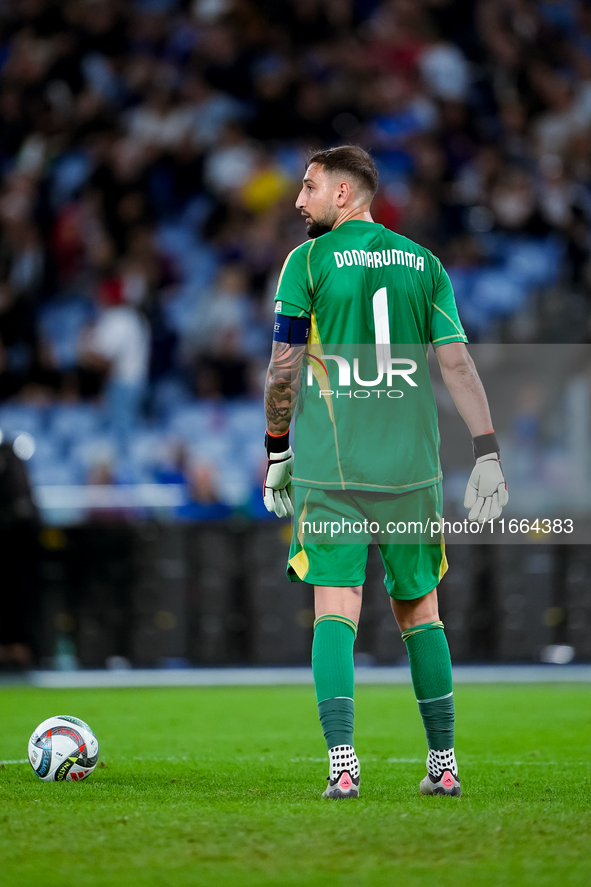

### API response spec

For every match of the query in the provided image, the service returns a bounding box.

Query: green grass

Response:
[1,684,590,887]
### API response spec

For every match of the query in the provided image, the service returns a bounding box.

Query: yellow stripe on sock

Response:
[401,621,444,643]
[314,613,358,637]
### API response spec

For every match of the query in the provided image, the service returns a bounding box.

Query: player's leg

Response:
[286,487,370,798]
[391,589,460,796]
[313,585,362,799]
[374,483,460,795]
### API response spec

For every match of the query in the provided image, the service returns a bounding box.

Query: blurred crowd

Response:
[2,0,591,420]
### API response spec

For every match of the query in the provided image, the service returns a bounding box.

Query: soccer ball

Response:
[28,715,99,782]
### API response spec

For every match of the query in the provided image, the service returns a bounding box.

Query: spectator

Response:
[1,0,591,489]
[532,67,591,156]
[78,275,150,447]
[185,263,253,399]
[489,166,548,234]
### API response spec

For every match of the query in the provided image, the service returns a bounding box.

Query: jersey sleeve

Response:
[274,242,313,318]
[430,263,468,346]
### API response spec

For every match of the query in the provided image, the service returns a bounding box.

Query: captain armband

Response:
[273,314,310,345]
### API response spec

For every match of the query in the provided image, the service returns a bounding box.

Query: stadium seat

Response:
[495,236,564,288]
[167,403,220,440]
[471,270,527,317]
[69,436,118,474]
[49,404,105,445]
[28,436,62,467]
[188,432,234,467]
[29,460,84,486]
[226,402,266,440]
[0,405,45,437]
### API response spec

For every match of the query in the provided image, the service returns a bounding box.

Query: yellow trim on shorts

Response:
[288,549,310,580]
[288,488,313,580]
[439,541,448,581]
[436,503,448,581]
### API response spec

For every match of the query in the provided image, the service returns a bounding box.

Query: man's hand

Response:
[263,447,294,517]
[464,453,508,522]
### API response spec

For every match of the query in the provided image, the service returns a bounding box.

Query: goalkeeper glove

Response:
[464,431,508,522]
[263,430,294,518]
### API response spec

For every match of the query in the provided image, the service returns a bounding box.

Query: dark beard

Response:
[306,220,332,239]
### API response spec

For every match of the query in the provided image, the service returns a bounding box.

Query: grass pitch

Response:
[1,684,590,887]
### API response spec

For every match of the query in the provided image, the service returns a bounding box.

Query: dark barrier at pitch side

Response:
[30,523,591,668]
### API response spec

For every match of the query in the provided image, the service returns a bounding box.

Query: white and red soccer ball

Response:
[28,715,99,782]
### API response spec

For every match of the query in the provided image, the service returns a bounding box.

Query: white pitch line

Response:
[0,759,28,765]
[386,758,422,763]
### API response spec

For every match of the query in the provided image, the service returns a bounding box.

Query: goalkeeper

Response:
[263,145,507,799]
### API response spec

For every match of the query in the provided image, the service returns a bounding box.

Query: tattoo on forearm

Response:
[264,342,305,435]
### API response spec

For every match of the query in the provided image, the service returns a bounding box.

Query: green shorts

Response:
[287,484,447,600]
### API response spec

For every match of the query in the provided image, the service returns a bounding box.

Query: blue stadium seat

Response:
[114,456,156,485]
[29,460,84,486]
[497,237,563,288]
[167,403,219,440]
[471,270,527,317]
[0,405,45,437]
[49,404,104,445]
[188,433,233,467]
[150,377,193,420]
[217,464,254,506]
[226,402,266,440]
[69,436,118,474]
[28,436,62,466]
[128,430,173,478]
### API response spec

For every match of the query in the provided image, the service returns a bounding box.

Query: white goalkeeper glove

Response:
[263,431,294,518]
[464,432,508,523]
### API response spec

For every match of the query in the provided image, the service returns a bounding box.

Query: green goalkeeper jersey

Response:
[275,220,467,493]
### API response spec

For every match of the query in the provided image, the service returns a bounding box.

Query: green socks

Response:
[402,621,455,751]
[312,614,454,776]
[312,615,356,749]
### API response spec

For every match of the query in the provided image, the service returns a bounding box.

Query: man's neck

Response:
[332,207,374,229]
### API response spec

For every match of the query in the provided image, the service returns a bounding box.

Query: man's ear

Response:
[335,179,350,206]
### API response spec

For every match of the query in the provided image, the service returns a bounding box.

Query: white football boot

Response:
[420,748,461,796]
[322,745,360,799]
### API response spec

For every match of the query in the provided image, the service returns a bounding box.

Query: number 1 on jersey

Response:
[372,286,391,366]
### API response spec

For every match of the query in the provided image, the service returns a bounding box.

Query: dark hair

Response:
[306,145,379,199]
